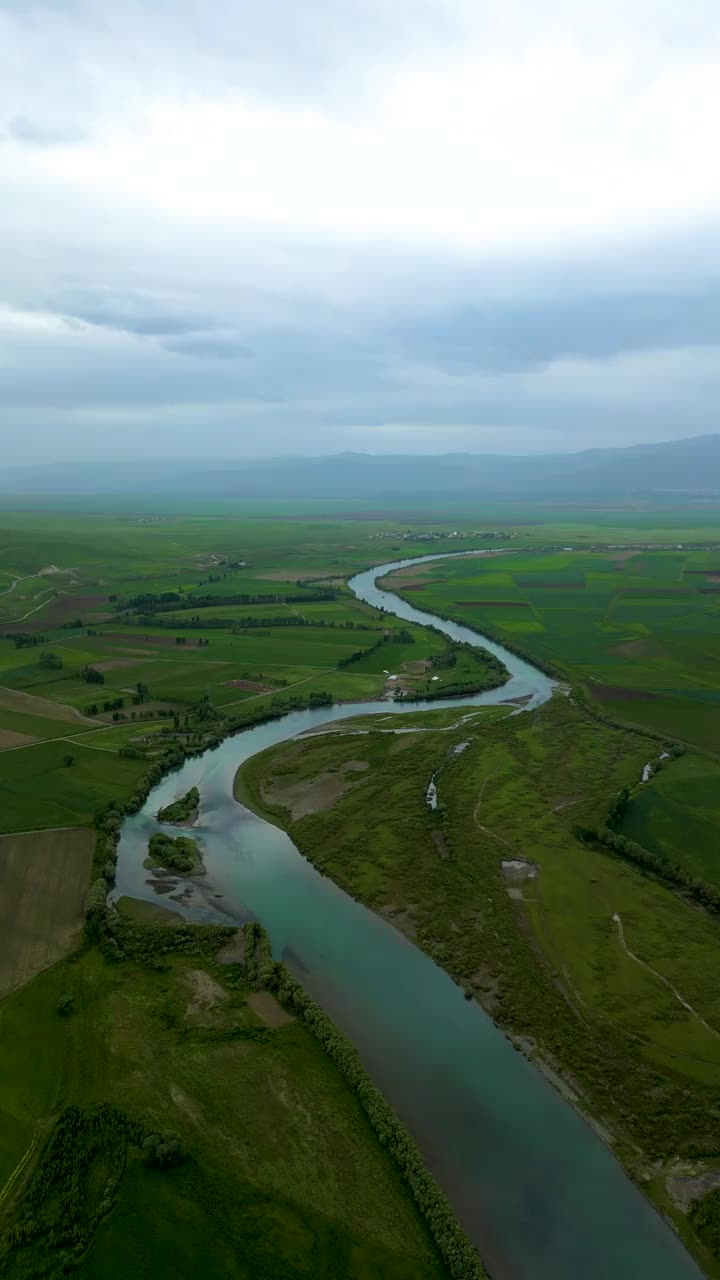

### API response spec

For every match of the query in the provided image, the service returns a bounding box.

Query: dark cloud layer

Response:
[1,0,720,459]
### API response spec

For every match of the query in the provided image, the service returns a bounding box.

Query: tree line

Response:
[239,923,489,1280]
[583,747,720,914]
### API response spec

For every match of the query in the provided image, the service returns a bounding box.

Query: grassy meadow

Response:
[0,940,446,1280]
[237,693,720,1270]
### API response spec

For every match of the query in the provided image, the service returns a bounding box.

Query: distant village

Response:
[368,528,516,542]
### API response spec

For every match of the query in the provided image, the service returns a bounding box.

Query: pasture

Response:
[0,740,148,834]
[619,754,720,888]
[0,944,446,1280]
[0,827,94,998]
[383,548,720,751]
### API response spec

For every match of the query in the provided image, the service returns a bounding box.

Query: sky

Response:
[1,0,720,463]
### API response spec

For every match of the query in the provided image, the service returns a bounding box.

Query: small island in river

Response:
[145,831,205,876]
[157,785,199,825]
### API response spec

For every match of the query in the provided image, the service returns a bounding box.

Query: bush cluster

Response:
[141,1131,185,1168]
[157,786,200,824]
[0,1104,144,1279]
[147,832,199,874]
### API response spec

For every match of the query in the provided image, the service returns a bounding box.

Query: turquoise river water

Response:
[114,552,703,1280]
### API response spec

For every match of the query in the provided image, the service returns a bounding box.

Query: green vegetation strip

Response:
[245,924,487,1280]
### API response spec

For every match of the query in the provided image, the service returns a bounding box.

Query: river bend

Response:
[114,552,702,1280]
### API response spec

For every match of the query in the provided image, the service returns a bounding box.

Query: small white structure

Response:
[431,675,440,681]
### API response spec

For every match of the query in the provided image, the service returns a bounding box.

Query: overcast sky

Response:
[1,0,720,462]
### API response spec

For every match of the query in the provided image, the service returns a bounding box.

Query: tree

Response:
[40,650,62,670]
[63,754,75,767]
[136,682,149,704]
[195,693,219,722]
[57,994,74,1016]
[142,1131,185,1167]
[80,665,104,685]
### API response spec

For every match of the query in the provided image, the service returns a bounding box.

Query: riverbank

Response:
[0,928,450,1280]
[109,551,706,1280]
[232,693,719,1275]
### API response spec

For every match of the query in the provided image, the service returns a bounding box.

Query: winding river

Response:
[114,553,703,1280]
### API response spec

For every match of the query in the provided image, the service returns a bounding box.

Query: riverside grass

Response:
[0,943,449,1280]
[236,693,720,1274]
[245,923,487,1280]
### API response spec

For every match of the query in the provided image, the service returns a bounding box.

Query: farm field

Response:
[0,828,95,998]
[382,548,720,751]
[619,754,720,889]
[0,941,446,1280]
[236,692,720,1268]
[0,740,148,834]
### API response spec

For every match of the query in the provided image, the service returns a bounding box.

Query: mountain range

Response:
[2,435,719,500]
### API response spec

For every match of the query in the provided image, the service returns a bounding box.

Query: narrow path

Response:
[217,667,337,710]
[612,913,720,1042]
[1,589,55,624]
[0,575,24,599]
[0,825,81,838]
[472,773,522,855]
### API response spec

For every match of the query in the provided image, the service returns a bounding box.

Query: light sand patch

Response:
[501,858,539,882]
[217,929,245,965]
[184,968,229,1024]
[0,729,38,750]
[0,685,96,725]
[93,657,145,672]
[667,1166,720,1211]
[402,659,431,675]
[170,1084,203,1125]
[262,759,369,819]
[248,990,294,1028]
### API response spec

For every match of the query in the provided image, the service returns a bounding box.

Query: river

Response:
[113,552,703,1280]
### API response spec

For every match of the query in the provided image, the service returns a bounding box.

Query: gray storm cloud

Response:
[1,0,719,461]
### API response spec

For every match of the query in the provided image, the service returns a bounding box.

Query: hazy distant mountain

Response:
[2,435,720,501]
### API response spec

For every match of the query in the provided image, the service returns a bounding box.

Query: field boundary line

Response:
[0,825,82,838]
[0,1131,39,1210]
[217,667,336,710]
[612,912,720,1042]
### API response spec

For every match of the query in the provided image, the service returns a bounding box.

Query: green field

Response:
[382,548,720,750]
[619,754,720,888]
[0,828,95,997]
[0,740,148,834]
[0,940,446,1280]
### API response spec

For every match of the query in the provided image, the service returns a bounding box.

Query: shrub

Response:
[142,1131,185,1168]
